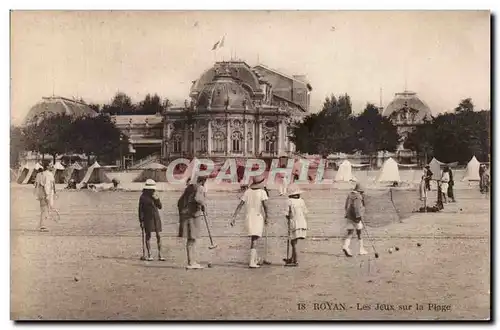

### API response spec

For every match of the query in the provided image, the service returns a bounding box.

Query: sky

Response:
[10,10,490,124]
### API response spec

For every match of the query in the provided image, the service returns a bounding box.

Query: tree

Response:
[138,93,163,114]
[71,115,129,165]
[354,103,399,164]
[454,98,474,113]
[21,113,73,163]
[102,92,136,115]
[404,117,435,164]
[10,126,25,167]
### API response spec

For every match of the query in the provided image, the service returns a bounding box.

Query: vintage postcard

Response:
[10,10,490,321]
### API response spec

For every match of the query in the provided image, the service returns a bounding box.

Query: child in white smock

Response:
[284,185,308,266]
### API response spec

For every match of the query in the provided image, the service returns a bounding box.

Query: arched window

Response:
[173,134,182,153]
[213,131,226,152]
[200,134,207,152]
[264,133,276,153]
[247,132,253,153]
[231,131,243,153]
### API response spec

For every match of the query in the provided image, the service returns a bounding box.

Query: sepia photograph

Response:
[9,10,491,321]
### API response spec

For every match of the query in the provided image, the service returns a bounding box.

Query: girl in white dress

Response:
[284,185,308,266]
[230,175,269,268]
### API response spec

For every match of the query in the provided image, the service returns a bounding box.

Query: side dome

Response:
[196,79,254,110]
[383,91,432,123]
[23,96,98,125]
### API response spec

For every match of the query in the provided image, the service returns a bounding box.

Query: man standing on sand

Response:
[36,163,56,232]
[178,176,208,269]
[138,179,164,261]
[342,183,368,257]
[230,175,269,268]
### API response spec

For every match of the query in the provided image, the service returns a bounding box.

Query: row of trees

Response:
[290,94,400,162]
[290,95,490,164]
[405,99,490,163]
[11,114,128,167]
[88,92,173,115]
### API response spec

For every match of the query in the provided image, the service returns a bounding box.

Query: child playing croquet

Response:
[283,185,308,266]
[342,183,368,257]
[230,175,269,268]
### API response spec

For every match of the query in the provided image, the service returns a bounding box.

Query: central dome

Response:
[196,77,254,110]
[383,91,431,123]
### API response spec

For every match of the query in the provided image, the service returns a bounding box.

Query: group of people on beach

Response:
[137,175,369,269]
[421,165,456,208]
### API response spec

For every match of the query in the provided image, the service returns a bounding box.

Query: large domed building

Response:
[161,61,312,162]
[383,90,432,136]
[23,96,98,126]
[382,90,432,161]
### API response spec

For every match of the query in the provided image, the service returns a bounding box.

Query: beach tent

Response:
[428,158,443,180]
[376,158,401,182]
[133,162,168,182]
[80,162,112,184]
[19,163,43,184]
[10,168,18,182]
[462,156,481,181]
[53,161,66,183]
[335,160,357,182]
[64,162,84,183]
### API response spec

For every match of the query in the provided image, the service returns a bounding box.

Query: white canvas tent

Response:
[462,156,481,181]
[335,160,357,182]
[376,158,401,182]
[80,162,112,184]
[428,158,443,180]
[133,162,168,182]
[10,169,18,182]
[18,163,43,184]
[53,161,66,183]
[64,162,84,183]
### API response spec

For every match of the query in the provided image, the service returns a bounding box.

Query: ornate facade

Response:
[162,61,311,162]
[382,90,432,162]
[383,90,432,139]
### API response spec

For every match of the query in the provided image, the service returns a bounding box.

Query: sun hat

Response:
[144,179,157,190]
[250,175,266,189]
[354,182,365,192]
[287,184,304,196]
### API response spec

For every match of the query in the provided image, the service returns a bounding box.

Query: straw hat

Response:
[354,183,365,192]
[287,184,304,196]
[250,175,266,189]
[144,179,157,190]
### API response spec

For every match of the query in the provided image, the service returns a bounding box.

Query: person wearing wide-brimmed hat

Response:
[177,176,208,269]
[342,182,368,257]
[283,185,308,266]
[230,175,269,268]
[138,179,164,261]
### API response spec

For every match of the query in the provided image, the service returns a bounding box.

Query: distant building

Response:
[161,61,311,163]
[382,90,432,162]
[23,96,98,126]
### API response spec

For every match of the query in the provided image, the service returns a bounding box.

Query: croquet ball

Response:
[417,243,422,247]
[207,263,212,268]
[375,253,379,258]
[395,247,400,251]
[388,248,394,253]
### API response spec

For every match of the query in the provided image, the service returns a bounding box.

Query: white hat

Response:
[144,179,157,190]
[287,184,304,196]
